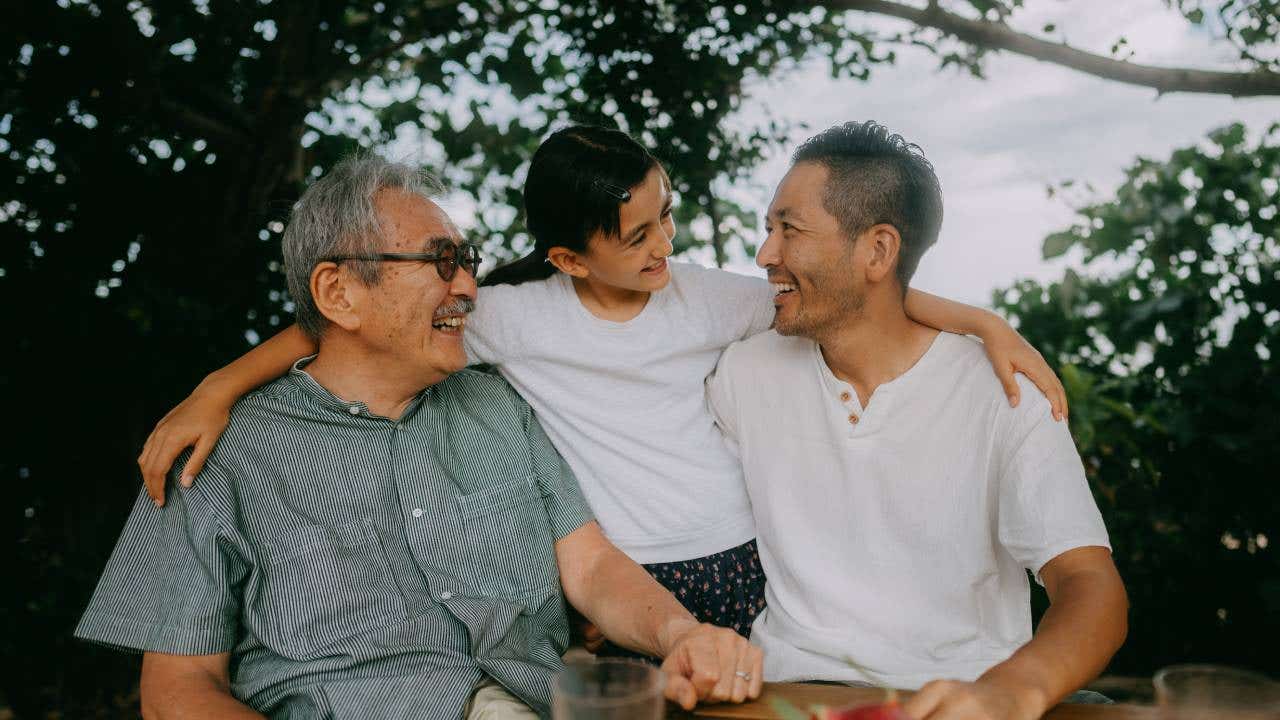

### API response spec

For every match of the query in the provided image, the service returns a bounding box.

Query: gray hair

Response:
[282,154,444,340]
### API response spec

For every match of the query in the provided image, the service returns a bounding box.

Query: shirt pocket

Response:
[255,518,408,660]
[457,475,558,603]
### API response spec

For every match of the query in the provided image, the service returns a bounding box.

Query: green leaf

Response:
[1042,230,1077,259]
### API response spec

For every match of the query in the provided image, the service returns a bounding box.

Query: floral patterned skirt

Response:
[598,538,767,660]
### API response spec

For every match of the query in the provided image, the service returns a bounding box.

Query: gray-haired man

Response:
[76,157,763,719]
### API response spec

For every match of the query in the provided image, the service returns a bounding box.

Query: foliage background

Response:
[3,0,1276,716]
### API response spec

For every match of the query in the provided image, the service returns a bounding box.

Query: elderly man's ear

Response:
[310,262,364,333]
[860,223,902,285]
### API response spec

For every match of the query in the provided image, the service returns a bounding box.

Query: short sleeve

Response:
[75,459,247,655]
[996,378,1111,584]
[525,404,594,540]
[466,282,524,366]
[741,279,777,338]
[698,268,776,343]
[706,342,742,443]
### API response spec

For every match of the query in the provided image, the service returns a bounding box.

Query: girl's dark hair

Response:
[480,125,658,287]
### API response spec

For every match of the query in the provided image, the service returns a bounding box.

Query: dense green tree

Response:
[994,123,1280,676]
[4,1,1277,715]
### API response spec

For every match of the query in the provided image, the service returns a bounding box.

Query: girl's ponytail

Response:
[479,249,556,287]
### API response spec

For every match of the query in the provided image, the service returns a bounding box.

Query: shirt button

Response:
[848,414,859,425]
[348,405,360,415]
[440,591,454,600]
[839,391,852,402]
[411,508,424,518]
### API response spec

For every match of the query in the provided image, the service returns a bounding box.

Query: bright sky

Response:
[703,2,1280,306]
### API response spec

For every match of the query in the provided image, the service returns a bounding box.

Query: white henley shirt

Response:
[707,329,1111,688]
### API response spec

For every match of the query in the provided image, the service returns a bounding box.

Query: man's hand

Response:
[658,622,764,710]
[555,523,766,709]
[903,679,1047,720]
[905,547,1125,720]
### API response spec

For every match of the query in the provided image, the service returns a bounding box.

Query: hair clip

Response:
[592,180,631,202]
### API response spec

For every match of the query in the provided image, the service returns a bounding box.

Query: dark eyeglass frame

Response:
[322,242,482,282]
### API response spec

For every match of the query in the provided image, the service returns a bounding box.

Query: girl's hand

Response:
[979,323,1068,421]
[137,382,234,507]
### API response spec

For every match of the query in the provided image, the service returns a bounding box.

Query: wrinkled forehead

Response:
[373,188,463,250]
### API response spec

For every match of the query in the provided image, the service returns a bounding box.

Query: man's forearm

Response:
[142,688,265,720]
[904,288,1001,336]
[979,564,1129,715]
[563,540,698,658]
[140,653,266,720]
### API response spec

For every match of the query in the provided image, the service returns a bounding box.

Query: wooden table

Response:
[677,683,1158,720]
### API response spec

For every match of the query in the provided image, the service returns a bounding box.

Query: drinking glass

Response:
[552,658,666,720]
[1154,664,1280,719]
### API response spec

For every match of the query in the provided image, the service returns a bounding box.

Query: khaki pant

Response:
[465,679,540,720]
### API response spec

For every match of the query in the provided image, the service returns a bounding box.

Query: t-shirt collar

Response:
[811,331,949,420]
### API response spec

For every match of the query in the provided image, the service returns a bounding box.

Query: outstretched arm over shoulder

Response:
[139,324,316,506]
[141,651,265,720]
[903,288,1068,421]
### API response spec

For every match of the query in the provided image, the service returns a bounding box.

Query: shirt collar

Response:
[286,355,432,420]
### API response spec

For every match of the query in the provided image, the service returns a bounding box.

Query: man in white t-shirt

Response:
[707,121,1128,720]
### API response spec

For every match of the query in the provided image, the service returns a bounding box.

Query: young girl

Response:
[138,125,1067,650]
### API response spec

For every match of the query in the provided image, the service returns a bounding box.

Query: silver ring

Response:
[734,670,752,680]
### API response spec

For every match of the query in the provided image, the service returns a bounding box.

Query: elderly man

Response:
[707,122,1128,720]
[76,156,762,719]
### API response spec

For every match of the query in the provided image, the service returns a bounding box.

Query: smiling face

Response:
[758,161,867,339]
[357,188,477,382]
[570,165,676,292]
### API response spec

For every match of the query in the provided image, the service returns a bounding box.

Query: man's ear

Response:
[862,224,902,285]
[546,246,590,278]
[310,262,363,333]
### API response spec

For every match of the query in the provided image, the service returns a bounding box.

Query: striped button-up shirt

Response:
[76,359,593,718]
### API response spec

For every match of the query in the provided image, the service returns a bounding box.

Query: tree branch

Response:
[823,0,1280,96]
[708,199,727,268]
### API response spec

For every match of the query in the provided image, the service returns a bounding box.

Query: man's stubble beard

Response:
[773,275,865,340]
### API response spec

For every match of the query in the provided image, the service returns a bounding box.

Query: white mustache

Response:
[433,299,475,319]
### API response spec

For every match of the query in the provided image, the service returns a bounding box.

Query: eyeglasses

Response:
[322,242,482,282]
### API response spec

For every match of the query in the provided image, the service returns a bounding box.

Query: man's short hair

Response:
[282,155,443,340]
[791,121,943,291]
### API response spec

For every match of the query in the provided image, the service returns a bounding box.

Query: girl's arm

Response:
[139,324,317,506]
[904,288,1068,421]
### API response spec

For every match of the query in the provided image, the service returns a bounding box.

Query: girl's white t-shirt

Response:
[464,262,776,564]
